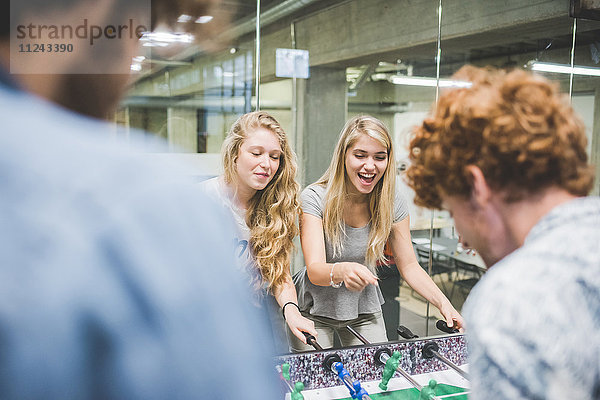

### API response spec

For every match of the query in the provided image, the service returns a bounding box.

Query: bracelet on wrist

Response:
[330,262,343,288]
[281,302,301,321]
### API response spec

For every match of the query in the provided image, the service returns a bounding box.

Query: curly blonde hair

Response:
[406,66,594,209]
[317,115,396,269]
[222,111,300,292]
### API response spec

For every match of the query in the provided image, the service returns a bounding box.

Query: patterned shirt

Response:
[464,196,600,399]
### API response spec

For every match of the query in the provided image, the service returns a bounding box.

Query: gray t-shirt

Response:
[296,181,408,320]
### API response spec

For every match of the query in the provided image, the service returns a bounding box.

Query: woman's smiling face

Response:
[344,133,388,195]
[235,127,282,193]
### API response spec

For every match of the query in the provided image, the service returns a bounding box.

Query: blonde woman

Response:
[202,111,317,349]
[291,115,463,351]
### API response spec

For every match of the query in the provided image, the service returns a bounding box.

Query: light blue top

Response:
[464,196,600,400]
[0,80,281,399]
[200,177,291,354]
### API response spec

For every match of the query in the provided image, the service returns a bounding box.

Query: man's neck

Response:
[496,187,578,248]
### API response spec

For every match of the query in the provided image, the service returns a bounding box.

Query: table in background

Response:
[412,237,486,271]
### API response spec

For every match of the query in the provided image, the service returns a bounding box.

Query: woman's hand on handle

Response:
[284,307,318,344]
[438,301,465,333]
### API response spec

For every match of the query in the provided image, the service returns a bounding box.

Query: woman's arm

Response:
[300,213,377,291]
[273,276,318,344]
[389,215,464,331]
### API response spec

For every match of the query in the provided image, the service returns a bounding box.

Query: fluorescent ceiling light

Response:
[130,63,142,72]
[177,14,193,23]
[142,42,169,47]
[139,32,194,46]
[195,15,214,24]
[529,62,600,77]
[388,75,472,88]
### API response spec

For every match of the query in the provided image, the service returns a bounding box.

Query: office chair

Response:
[415,246,454,295]
[450,258,483,301]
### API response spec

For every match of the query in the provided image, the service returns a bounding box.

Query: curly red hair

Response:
[406,65,594,209]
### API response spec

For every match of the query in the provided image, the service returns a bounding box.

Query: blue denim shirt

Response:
[0,81,281,399]
[464,196,600,399]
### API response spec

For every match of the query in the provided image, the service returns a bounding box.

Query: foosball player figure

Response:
[419,379,437,400]
[379,350,402,391]
[281,363,291,381]
[352,380,368,399]
[291,381,305,400]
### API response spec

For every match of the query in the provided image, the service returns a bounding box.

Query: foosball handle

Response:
[435,320,459,334]
[302,331,322,350]
[397,325,419,339]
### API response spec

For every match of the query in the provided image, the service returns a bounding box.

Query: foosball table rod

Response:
[303,332,373,400]
[345,326,441,400]
[397,322,470,381]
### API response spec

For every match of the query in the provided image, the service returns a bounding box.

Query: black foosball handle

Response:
[302,331,323,350]
[397,325,419,339]
[436,320,459,334]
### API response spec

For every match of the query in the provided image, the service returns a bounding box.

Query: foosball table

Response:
[275,324,469,400]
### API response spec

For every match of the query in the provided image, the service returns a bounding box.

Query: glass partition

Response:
[341,4,443,338]
[434,1,598,322]
[572,18,600,195]
[114,0,600,351]
[116,3,257,180]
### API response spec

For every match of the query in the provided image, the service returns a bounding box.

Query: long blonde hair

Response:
[317,115,396,269]
[222,111,300,292]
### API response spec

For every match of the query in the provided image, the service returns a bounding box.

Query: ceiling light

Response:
[529,61,600,77]
[142,42,169,47]
[388,75,471,88]
[195,15,214,24]
[139,31,194,46]
[177,14,193,23]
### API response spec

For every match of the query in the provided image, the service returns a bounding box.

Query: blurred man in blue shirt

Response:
[0,1,281,399]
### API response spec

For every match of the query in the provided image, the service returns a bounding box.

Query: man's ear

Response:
[465,165,491,209]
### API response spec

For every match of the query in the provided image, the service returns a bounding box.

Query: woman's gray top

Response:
[295,182,408,320]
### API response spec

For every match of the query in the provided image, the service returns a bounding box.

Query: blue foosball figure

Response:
[352,380,369,399]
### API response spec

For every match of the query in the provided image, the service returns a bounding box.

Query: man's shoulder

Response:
[0,87,228,257]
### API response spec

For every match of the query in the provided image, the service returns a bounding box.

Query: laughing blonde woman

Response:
[291,115,462,351]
